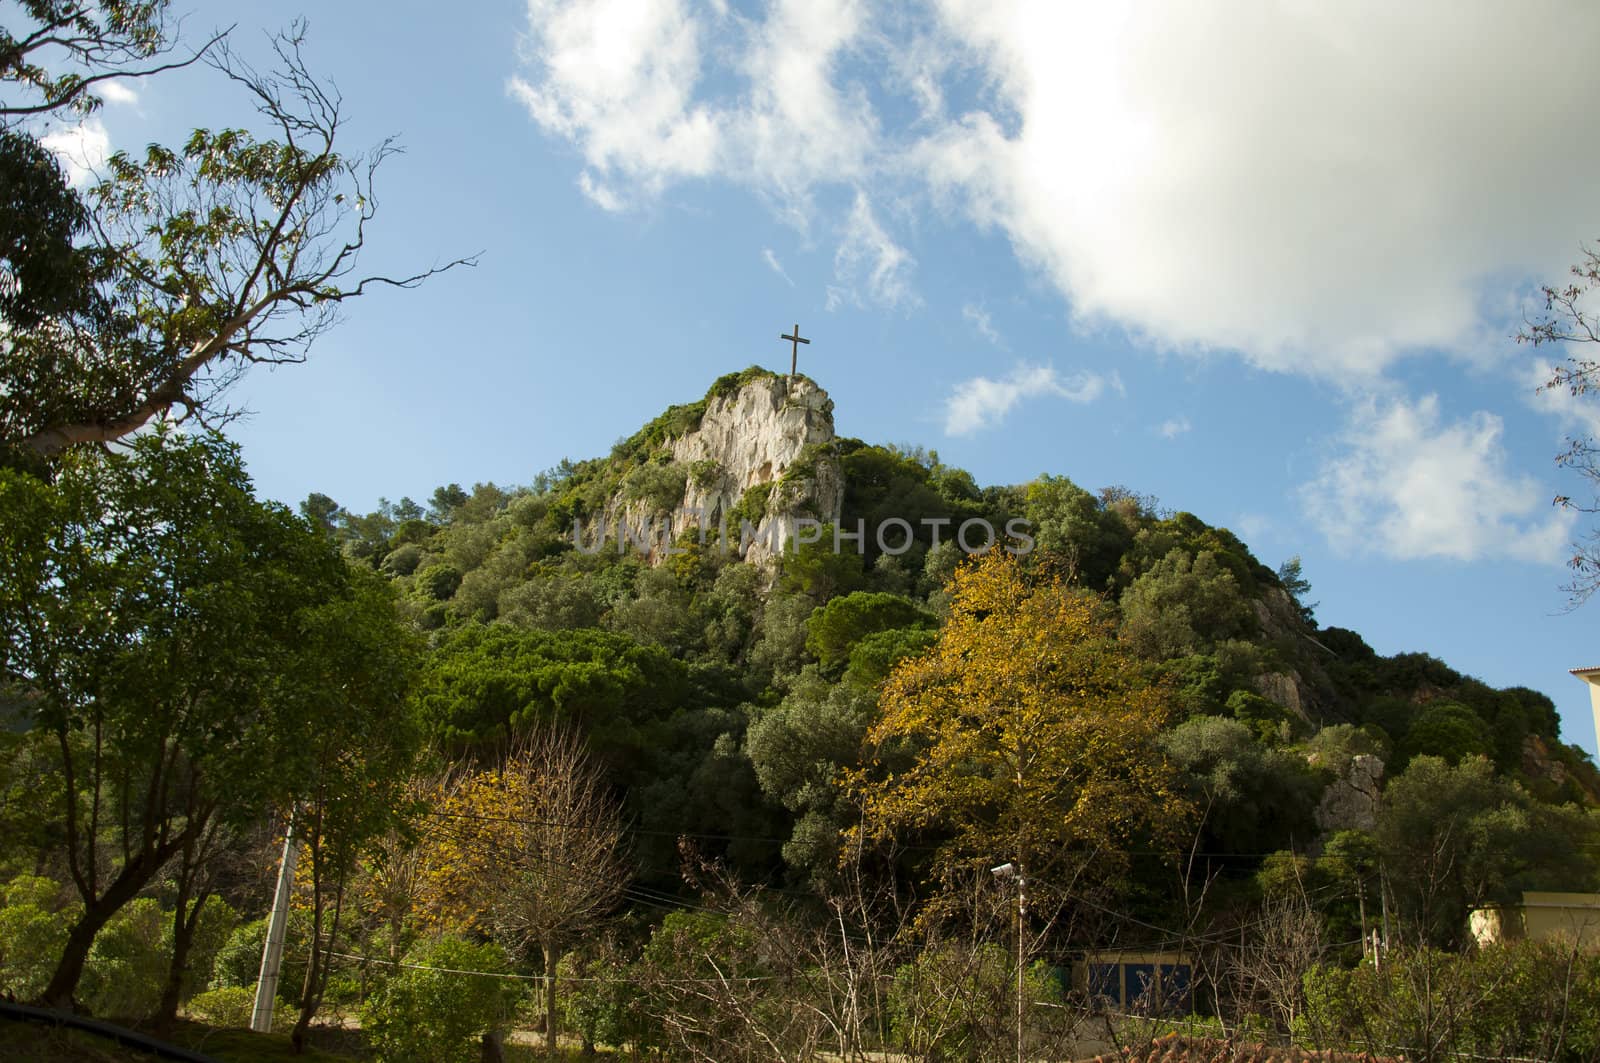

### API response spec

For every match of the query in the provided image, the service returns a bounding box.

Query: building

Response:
[1568,666,1600,755]
[1071,950,1194,1014]
[1469,892,1600,950]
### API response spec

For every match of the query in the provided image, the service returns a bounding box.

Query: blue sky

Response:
[40,1,1600,753]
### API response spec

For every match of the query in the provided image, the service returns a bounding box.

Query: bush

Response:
[80,897,167,1018]
[161,897,238,1004]
[361,936,515,1063]
[1300,941,1600,1061]
[0,874,78,1000]
[186,985,296,1030]
[886,942,1064,1061]
[210,914,310,1003]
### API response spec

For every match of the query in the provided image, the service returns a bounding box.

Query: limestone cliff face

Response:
[586,373,843,565]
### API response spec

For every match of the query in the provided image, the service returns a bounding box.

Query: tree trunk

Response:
[544,939,559,1059]
[155,894,202,1030]
[481,1029,506,1063]
[39,867,154,1008]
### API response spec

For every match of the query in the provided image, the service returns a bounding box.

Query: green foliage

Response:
[1120,548,1255,659]
[777,524,866,600]
[416,622,689,762]
[1376,755,1600,946]
[746,671,877,878]
[631,910,773,1056]
[0,874,78,1000]
[162,897,238,1004]
[80,897,167,1019]
[211,915,311,1004]
[727,481,775,530]
[689,458,725,489]
[1023,474,1130,587]
[1400,700,1493,765]
[621,460,687,515]
[187,985,297,1030]
[843,626,938,689]
[804,591,933,671]
[556,938,641,1051]
[1301,942,1600,1061]
[361,936,515,1063]
[1160,716,1320,855]
[886,943,1063,1060]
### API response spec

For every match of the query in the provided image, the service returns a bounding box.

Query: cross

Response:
[780,323,810,378]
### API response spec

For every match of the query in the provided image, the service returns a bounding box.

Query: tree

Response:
[418,728,629,1057]
[1,13,472,463]
[1520,243,1600,604]
[851,551,1189,928]
[285,572,423,1049]
[1375,755,1599,947]
[0,429,416,1007]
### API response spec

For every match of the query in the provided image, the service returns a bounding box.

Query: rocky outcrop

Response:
[1314,753,1384,835]
[1254,670,1311,725]
[580,372,843,565]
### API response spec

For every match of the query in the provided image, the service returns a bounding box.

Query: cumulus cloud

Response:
[944,362,1109,436]
[826,191,917,310]
[923,2,1600,374]
[1302,393,1573,563]
[509,0,873,215]
[97,81,138,106]
[512,0,1600,375]
[40,119,110,187]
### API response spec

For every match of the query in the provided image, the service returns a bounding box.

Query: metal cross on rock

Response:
[780,324,810,378]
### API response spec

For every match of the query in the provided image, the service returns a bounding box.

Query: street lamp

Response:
[991,862,1025,1063]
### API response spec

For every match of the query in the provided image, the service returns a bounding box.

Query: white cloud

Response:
[509,0,721,195]
[1158,416,1191,439]
[920,1,1600,375]
[510,0,873,217]
[761,247,794,285]
[944,362,1108,436]
[1302,393,1573,563]
[40,119,109,187]
[962,303,1002,346]
[577,170,626,211]
[826,190,917,311]
[97,81,138,106]
[512,1,1600,377]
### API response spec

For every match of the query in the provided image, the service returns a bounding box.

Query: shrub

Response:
[1300,941,1600,1061]
[0,874,78,1000]
[361,936,515,1063]
[161,897,238,1003]
[80,897,167,1018]
[886,942,1063,1061]
[186,985,296,1030]
[210,914,310,1004]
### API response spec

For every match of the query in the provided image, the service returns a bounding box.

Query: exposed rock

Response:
[580,373,843,565]
[1254,670,1310,724]
[1521,733,1578,793]
[1314,753,1384,835]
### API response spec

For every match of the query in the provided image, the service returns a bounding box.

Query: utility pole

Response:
[251,812,299,1033]
[992,861,1025,1063]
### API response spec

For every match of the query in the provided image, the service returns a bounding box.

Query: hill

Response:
[305,367,1600,892]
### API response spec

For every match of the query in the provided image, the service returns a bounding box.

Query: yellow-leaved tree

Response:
[415,728,629,1056]
[851,551,1191,926]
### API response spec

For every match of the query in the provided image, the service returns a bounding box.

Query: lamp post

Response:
[992,862,1025,1063]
